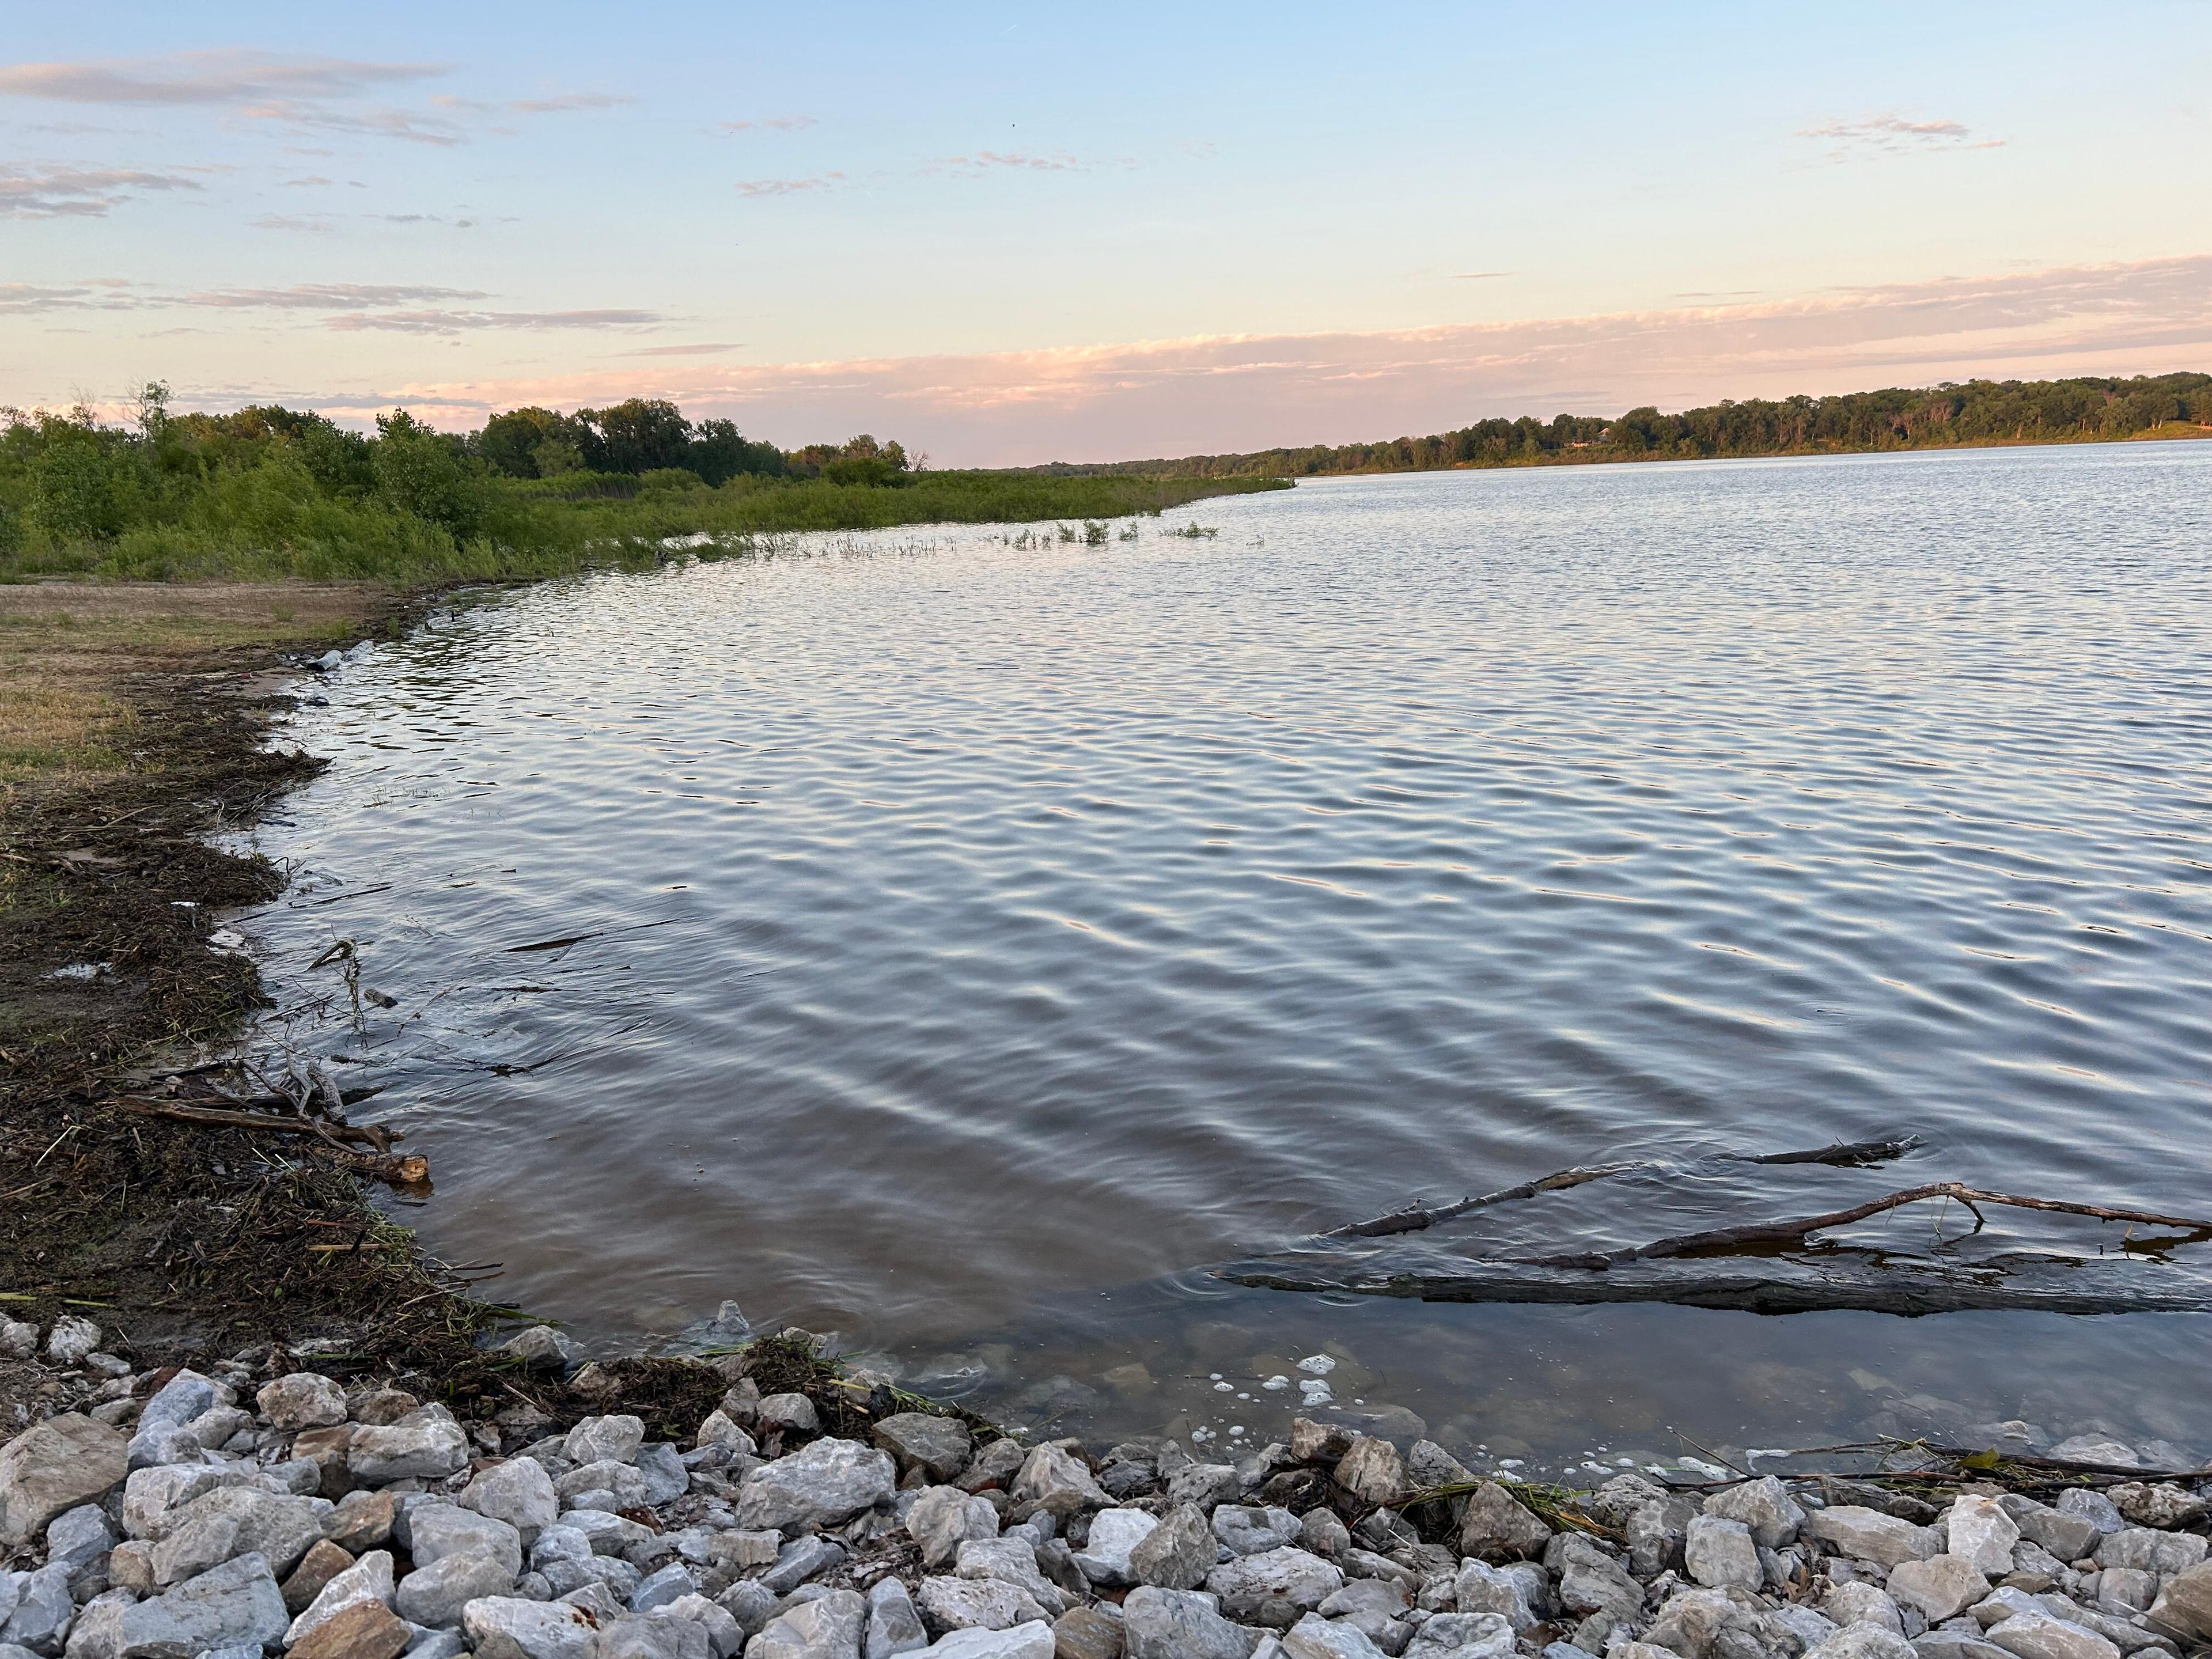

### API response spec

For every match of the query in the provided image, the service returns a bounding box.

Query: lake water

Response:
[244,443,2212,1476]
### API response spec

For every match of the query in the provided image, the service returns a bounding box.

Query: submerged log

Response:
[1215,1252,2212,1317]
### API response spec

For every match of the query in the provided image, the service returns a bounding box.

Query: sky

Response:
[3,2,2209,465]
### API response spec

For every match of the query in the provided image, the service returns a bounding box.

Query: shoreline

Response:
[4,1311,2210,1659]
[0,577,535,1410]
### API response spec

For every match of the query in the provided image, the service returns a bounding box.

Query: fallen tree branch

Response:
[1520,1182,2212,1270]
[1322,1136,1925,1241]
[112,1097,426,1187]
[1215,1251,2212,1316]
[112,1097,399,1152]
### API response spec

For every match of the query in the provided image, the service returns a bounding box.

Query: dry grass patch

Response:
[0,581,378,785]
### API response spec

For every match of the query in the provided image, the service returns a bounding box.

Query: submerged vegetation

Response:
[1028,372,2212,478]
[0,388,1285,582]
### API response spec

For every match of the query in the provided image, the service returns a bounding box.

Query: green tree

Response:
[479,406,587,479]
[532,437,586,476]
[373,410,479,536]
[296,421,376,498]
[577,399,693,474]
[688,418,785,485]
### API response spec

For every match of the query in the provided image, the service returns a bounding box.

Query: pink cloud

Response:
[219,255,2212,465]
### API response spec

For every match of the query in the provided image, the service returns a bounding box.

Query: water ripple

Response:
[244,444,2212,1450]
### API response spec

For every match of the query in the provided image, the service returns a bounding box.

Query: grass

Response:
[0,582,381,784]
[0,470,1289,584]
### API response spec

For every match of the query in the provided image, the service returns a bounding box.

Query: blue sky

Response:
[4,2,2209,463]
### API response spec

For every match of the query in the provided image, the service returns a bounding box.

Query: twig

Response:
[1324,1164,1634,1239]
[1675,1429,1753,1477]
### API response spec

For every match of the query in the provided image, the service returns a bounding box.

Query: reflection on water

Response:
[244,444,2212,1474]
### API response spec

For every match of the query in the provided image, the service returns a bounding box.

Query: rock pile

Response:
[5,1315,2211,1659]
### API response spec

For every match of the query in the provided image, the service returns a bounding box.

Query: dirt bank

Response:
[0,581,520,1421]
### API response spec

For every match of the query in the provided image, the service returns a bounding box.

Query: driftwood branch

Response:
[1323,1136,1925,1241]
[1521,1182,2212,1270]
[1256,1148,2212,1317]
[113,1096,396,1148]
[1216,1256,2212,1316]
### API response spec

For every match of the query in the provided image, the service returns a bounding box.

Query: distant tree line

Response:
[0,388,919,554]
[1027,373,2212,478]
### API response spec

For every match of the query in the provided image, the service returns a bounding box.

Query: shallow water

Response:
[244,444,2212,1473]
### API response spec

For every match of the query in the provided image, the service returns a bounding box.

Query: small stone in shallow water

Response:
[2047,1437,2138,1469]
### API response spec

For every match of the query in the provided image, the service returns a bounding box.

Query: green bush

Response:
[29,436,134,543]
[820,455,906,488]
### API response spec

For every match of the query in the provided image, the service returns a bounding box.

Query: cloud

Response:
[0,51,444,105]
[251,213,334,232]
[720,116,817,132]
[0,164,202,217]
[240,99,469,147]
[1798,114,2006,160]
[317,255,2212,463]
[0,281,143,315]
[1452,271,1512,281]
[506,91,632,114]
[0,52,623,147]
[734,173,844,198]
[279,174,334,187]
[0,279,662,341]
[620,342,745,357]
[187,282,491,310]
[930,150,1085,173]
[322,306,668,334]
[924,150,1138,180]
